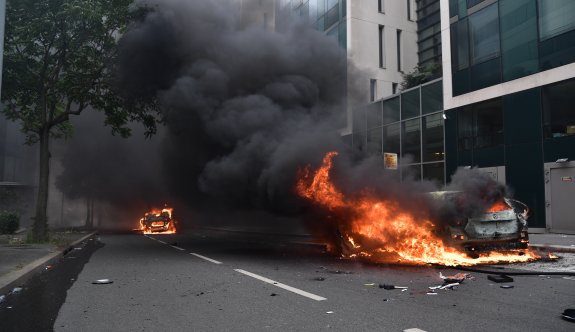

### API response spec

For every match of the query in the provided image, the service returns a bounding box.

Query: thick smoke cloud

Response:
[115,0,352,213]
[57,0,510,235]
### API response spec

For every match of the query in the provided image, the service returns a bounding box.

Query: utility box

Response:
[544,161,575,234]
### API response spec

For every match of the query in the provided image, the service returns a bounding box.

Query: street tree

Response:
[1,0,159,241]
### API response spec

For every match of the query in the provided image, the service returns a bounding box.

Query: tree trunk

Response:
[30,126,51,242]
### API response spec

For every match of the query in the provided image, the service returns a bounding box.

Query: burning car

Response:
[140,208,176,234]
[296,151,539,266]
[429,191,530,252]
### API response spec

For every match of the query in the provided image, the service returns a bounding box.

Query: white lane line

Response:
[404,329,428,332]
[171,245,185,251]
[190,253,222,265]
[157,240,167,244]
[234,269,327,301]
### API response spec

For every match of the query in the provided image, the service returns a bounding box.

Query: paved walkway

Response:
[529,233,575,252]
[0,231,95,295]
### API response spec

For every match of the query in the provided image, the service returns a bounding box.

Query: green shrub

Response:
[0,212,20,234]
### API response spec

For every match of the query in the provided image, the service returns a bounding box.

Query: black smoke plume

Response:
[56,0,511,237]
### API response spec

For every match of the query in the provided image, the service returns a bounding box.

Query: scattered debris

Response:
[500,285,514,289]
[563,277,575,281]
[92,279,113,285]
[426,292,437,295]
[487,275,514,283]
[11,287,22,294]
[326,311,334,314]
[440,272,472,283]
[364,283,376,286]
[379,284,408,290]
[0,295,5,304]
[562,309,575,322]
[313,277,326,281]
[196,292,204,296]
[45,265,53,271]
[270,293,278,297]
[429,283,460,290]
[327,270,353,275]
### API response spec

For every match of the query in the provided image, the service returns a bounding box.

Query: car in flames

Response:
[140,208,176,234]
[429,191,530,252]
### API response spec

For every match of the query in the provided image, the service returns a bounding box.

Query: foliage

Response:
[1,0,160,241]
[1,0,160,143]
[0,212,20,234]
[400,63,442,91]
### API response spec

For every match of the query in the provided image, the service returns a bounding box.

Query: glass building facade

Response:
[352,79,445,185]
[449,0,575,96]
[416,0,442,68]
[277,0,347,49]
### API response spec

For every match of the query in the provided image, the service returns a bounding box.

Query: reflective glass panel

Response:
[469,4,500,65]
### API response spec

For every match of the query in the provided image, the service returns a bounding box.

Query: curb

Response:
[529,244,575,253]
[0,231,98,296]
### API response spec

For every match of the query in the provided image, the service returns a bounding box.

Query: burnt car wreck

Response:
[430,191,530,252]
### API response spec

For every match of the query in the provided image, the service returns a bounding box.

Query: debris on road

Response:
[313,277,326,281]
[326,311,334,314]
[562,309,575,322]
[440,272,472,283]
[487,275,514,283]
[364,283,376,286]
[429,282,460,290]
[0,295,5,304]
[92,279,113,285]
[426,292,437,295]
[327,270,353,275]
[379,284,408,290]
[270,293,278,297]
[11,287,23,294]
[500,285,514,289]
[45,265,53,271]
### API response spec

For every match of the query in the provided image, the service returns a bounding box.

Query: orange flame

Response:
[296,152,539,266]
[487,200,509,212]
[140,207,176,234]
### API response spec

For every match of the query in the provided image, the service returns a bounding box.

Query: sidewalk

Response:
[529,233,575,253]
[0,231,97,296]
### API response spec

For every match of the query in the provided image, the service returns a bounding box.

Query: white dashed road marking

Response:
[171,245,185,251]
[190,253,223,264]
[404,329,428,332]
[234,269,327,301]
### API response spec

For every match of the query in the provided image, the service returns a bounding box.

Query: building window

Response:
[468,3,500,65]
[538,0,575,41]
[401,89,420,120]
[379,25,386,68]
[379,0,385,13]
[423,162,445,185]
[401,118,421,163]
[450,18,469,71]
[367,128,383,155]
[543,78,575,138]
[422,113,444,162]
[407,0,413,21]
[392,83,398,95]
[382,123,400,154]
[458,98,503,150]
[396,29,402,71]
[370,79,377,102]
[325,0,340,29]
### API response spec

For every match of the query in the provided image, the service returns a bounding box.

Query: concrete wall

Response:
[347,0,418,102]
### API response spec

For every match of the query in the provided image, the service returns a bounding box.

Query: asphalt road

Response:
[2,231,574,331]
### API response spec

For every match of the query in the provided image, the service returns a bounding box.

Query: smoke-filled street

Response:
[1,231,573,332]
[2,0,575,330]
